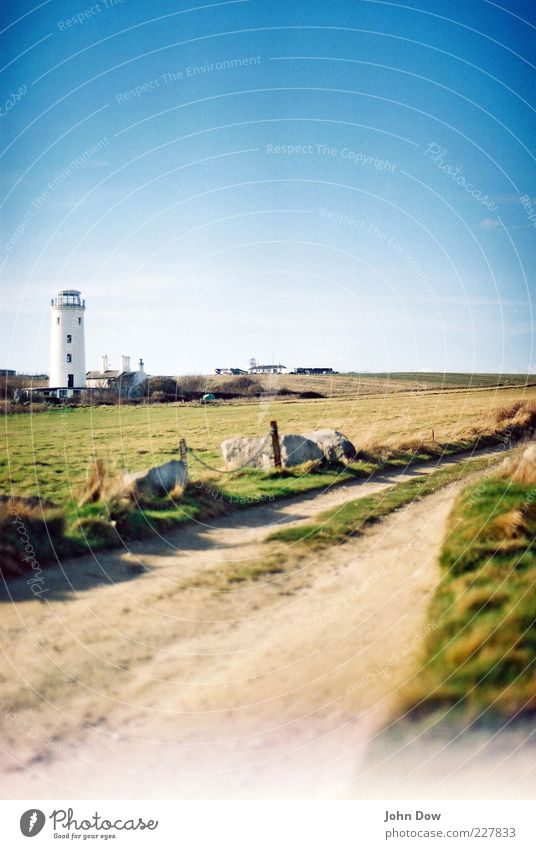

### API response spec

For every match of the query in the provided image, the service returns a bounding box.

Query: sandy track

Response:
[0,453,499,799]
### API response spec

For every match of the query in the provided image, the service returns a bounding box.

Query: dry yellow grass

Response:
[500,447,536,486]
[2,383,536,504]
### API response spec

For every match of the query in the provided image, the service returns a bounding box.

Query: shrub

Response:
[145,376,180,397]
[177,375,209,394]
[213,376,261,396]
[0,497,65,579]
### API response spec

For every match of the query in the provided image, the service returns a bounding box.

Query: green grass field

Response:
[3,381,536,505]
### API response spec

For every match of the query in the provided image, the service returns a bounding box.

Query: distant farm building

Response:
[291,367,338,375]
[214,367,248,375]
[86,355,148,397]
[249,363,287,374]
[0,369,16,377]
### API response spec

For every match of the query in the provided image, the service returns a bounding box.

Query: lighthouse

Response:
[49,289,86,396]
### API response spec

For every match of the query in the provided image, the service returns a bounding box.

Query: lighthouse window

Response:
[66,354,72,363]
[66,334,72,343]
[78,317,82,325]
[56,317,60,325]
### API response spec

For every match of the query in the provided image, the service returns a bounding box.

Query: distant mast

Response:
[49,289,86,395]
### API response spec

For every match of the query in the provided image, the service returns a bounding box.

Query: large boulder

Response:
[221,434,323,470]
[280,434,323,466]
[124,460,188,497]
[221,436,274,470]
[303,428,357,463]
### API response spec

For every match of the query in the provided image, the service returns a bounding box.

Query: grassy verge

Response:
[399,468,536,724]
[214,459,377,501]
[0,483,233,580]
[268,454,502,549]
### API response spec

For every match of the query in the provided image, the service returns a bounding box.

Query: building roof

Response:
[86,369,121,379]
[86,370,141,381]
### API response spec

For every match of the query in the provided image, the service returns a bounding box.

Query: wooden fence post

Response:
[270,420,282,469]
[179,438,188,464]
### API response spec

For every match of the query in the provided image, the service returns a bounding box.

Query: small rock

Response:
[123,460,188,496]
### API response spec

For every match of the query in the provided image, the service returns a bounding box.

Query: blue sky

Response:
[1,0,535,375]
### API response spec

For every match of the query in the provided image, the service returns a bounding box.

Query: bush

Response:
[145,376,180,397]
[177,375,210,395]
[0,497,65,580]
[213,376,261,396]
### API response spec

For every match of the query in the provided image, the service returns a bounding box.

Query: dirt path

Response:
[0,452,501,799]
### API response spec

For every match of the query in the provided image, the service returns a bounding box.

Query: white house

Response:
[248,363,287,375]
[86,355,148,397]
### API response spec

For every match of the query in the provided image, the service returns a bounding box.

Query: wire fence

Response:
[176,420,289,476]
[185,431,275,475]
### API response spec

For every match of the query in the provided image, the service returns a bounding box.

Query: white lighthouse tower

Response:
[49,289,86,396]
